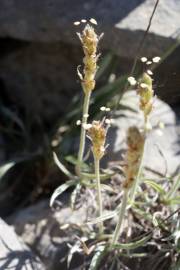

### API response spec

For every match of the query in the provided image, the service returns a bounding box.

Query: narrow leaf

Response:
[53,152,74,178]
[144,180,165,194]
[50,179,77,207]
[87,209,119,225]
[112,233,152,250]
[89,245,106,270]
[0,162,15,180]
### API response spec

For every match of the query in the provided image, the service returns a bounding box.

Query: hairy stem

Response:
[76,91,91,175]
[94,157,104,235]
[111,189,128,247]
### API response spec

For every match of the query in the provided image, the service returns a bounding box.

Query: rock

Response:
[7,199,88,270]
[0,0,179,58]
[105,91,180,177]
[0,42,81,127]
[0,218,45,270]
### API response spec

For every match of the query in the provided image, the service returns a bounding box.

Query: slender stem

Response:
[130,140,145,203]
[166,174,180,199]
[111,189,128,247]
[76,91,91,175]
[94,157,104,235]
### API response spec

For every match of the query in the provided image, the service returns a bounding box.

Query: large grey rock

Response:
[105,91,180,177]
[0,42,81,126]
[0,218,45,270]
[0,0,179,58]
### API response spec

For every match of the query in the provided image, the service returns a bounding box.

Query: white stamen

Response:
[141,57,147,63]
[146,61,152,65]
[83,123,92,130]
[145,121,152,131]
[90,18,97,25]
[74,21,80,26]
[140,83,148,89]
[127,76,137,86]
[81,19,87,23]
[105,107,111,112]
[153,56,161,63]
[76,120,81,126]
[105,119,111,124]
[158,121,165,129]
[100,106,106,111]
[147,70,153,75]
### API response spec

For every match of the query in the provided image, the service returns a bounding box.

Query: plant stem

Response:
[130,140,145,203]
[77,91,91,175]
[166,174,180,199]
[111,189,128,247]
[94,157,104,235]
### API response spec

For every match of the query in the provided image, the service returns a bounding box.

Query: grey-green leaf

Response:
[50,179,77,207]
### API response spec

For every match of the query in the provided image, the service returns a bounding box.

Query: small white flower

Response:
[140,83,148,89]
[147,70,153,75]
[76,120,81,126]
[83,123,92,130]
[141,57,147,63]
[153,56,161,63]
[105,119,111,124]
[74,21,80,26]
[90,18,97,25]
[81,19,87,23]
[127,76,137,86]
[105,107,111,112]
[100,106,106,111]
[146,61,152,65]
[83,114,89,118]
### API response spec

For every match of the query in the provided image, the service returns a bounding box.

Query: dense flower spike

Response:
[88,121,106,160]
[137,72,154,123]
[123,127,145,189]
[77,24,99,94]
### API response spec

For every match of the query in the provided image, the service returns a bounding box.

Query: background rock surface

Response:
[0,218,45,270]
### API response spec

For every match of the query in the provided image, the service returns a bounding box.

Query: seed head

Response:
[77,24,101,94]
[123,127,145,189]
[138,72,154,122]
[88,121,106,160]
